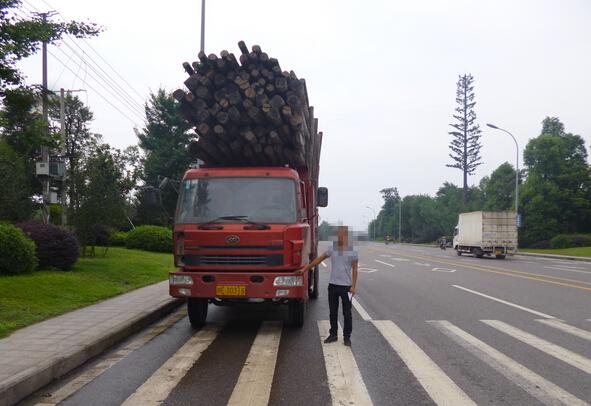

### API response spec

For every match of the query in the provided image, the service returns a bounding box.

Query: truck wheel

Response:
[456,250,462,256]
[288,299,306,327]
[474,249,484,259]
[309,267,319,300]
[496,255,506,259]
[187,298,208,328]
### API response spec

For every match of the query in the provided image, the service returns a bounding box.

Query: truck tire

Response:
[288,299,306,327]
[456,249,462,256]
[474,249,484,259]
[496,254,506,259]
[309,267,319,300]
[187,298,208,328]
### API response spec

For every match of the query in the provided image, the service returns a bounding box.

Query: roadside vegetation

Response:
[0,247,173,338]
[519,247,591,258]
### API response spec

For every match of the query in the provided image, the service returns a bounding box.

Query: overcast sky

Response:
[18,0,591,231]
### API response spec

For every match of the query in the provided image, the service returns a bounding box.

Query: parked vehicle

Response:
[453,211,517,259]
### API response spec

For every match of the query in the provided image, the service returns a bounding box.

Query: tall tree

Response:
[0,1,100,95]
[447,74,483,204]
[137,89,193,223]
[481,162,517,211]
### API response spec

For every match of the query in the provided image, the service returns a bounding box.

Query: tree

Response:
[447,74,483,204]
[0,1,101,94]
[137,89,194,224]
[0,140,31,220]
[520,117,591,245]
[481,162,517,211]
[48,93,99,223]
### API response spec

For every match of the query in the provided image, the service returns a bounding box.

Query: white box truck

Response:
[453,211,517,259]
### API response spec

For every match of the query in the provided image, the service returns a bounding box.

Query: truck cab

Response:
[169,166,327,327]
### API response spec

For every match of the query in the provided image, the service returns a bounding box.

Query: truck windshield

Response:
[175,177,298,224]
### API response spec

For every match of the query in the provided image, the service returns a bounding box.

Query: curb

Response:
[515,252,591,262]
[0,297,183,406]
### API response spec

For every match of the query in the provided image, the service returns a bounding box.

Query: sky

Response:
[17,0,591,231]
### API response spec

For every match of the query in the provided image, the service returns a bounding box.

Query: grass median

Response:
[0,247,174,338]
[520,246,591,258]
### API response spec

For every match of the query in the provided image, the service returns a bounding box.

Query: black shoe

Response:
[344,337,351,346]
[324,335,338,344]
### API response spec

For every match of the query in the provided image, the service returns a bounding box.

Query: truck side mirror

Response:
[317,187,328,207]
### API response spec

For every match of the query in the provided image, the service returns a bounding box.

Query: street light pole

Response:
[398,199,402,242]
[486,123,519,217]
[200,0,206,52]
[366,206,376,241]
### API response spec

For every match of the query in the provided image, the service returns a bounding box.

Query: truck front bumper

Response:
[169,271,308,300]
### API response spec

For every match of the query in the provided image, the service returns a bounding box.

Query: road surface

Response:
[22,243,591,405]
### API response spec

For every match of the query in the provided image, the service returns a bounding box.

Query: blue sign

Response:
[517,213,522,228]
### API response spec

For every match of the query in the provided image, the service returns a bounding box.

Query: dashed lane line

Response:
[374,259,396,268]
[453,285,556,319]
[121,323,221,406]
[429,320,588,406]
[318,320,373,406]
[372,320,475,406]
[227,321,282,406]
[482,320,591,374]
[536,319,591,342]
[34,307,187,406]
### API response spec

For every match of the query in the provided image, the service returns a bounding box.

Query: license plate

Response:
[216,285,246,296]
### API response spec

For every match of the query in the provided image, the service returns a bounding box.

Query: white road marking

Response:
[536,319,591,342]
[452,285,556,319]
[550,264,586,270]
[389,257,410,262]
[544,266,591,275]
[430,320,588,406]
[318,321,373,406]
[373,320,475,406]
[413,262,432,267]
[351,297,372,321]
[121,323,221,406]
[482,320,591,374]
[321,261,327,268]
[374,259,396,267]
[227,321,282,406]
[379,254,392,257]
[34,308,187,406]
[432,268,456,273]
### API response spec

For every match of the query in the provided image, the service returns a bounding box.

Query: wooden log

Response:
[214,73,226,87]
[239,53,249,66]
[248,52,259,64]
[259,52,269,64]
[242,99,254,111]
[182,62,195,76]
[252,45,262,54]
[261,68,274,81]
[238,41,249,55]
[197,135,224,162]
[247,106,265,124]
[268,58,280,69]
[195,85,211,100]
[227,106,241,123]
[264,107,283,126]
[188,140,215,164]
[244,87,256,99]
[269,130,282,145]
[198,50,208,63]
[264,145,278,165]
[255,94,270,109]
[216,111,230,125]
[275,77,288,92]
[195,109,211,123]
[265,83,275,93]
[173,89,186,101]
[184,75,200,92]
[209,103,222,117]
[269,94,286,110]
[241,128,257,145]
[189,98,208,111]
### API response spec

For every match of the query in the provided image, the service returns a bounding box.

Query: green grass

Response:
[0,247,173,338]
[520,246,591,258]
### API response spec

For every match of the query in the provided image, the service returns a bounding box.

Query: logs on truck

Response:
[174,41,322,183]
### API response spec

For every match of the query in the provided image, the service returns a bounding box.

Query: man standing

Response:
[301,226,358,346]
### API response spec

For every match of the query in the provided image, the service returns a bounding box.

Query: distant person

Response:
[300,226,358,346]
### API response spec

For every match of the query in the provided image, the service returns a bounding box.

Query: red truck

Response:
[168,164,327,327]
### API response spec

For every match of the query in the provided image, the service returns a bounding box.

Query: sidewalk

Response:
[0,281,182,406]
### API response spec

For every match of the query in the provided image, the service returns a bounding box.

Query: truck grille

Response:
[183,254,283,266]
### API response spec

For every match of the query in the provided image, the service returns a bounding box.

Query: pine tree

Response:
[447,74,482,203]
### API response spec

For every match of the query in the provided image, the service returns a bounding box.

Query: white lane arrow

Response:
[359,268,379,274]
[431,268,456,273]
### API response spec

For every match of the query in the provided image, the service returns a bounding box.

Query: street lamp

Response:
[366,206,376,241]
[398,198,402,243]
[486,123,519,217]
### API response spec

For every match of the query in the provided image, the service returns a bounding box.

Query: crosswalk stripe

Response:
[34,307,187,406]
[121,323,221,406]
[351,297,372,321]
[536,319,591,342]
[430,320,588,406]
[482,320,591,374]
[318,320,373,405]
[373,320,475,406]
[227,321,282,406]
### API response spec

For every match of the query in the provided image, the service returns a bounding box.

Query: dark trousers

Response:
[328,283,352,338]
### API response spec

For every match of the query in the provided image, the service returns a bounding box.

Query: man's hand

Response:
[294,266,307,275]
[349,286,356,295]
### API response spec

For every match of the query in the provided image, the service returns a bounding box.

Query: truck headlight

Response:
[170,275,194,285]
[273,276,303,286]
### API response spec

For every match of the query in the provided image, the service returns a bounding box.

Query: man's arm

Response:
[295,254,329,274]
[350,259,358,295]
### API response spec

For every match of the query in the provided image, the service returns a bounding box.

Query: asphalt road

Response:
[22,243,591,406]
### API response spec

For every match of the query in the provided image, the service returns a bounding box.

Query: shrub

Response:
[126,225,172,253]
[528,240,551,249]
[550,234,591,249]
[0,223,37,275]
[110,230,128,246]
[18,221,80,271]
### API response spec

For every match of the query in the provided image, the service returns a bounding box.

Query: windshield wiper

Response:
[199,215,270,230]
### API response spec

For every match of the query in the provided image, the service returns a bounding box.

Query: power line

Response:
[47,49,142,126]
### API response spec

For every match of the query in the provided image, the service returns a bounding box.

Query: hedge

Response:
[550,234,591,249]
[0,223,37,275]
[125,225,173,253]
[18,221,80,271]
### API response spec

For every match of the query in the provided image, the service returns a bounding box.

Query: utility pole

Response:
[36,11,57,223]
[398,198,402,242]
